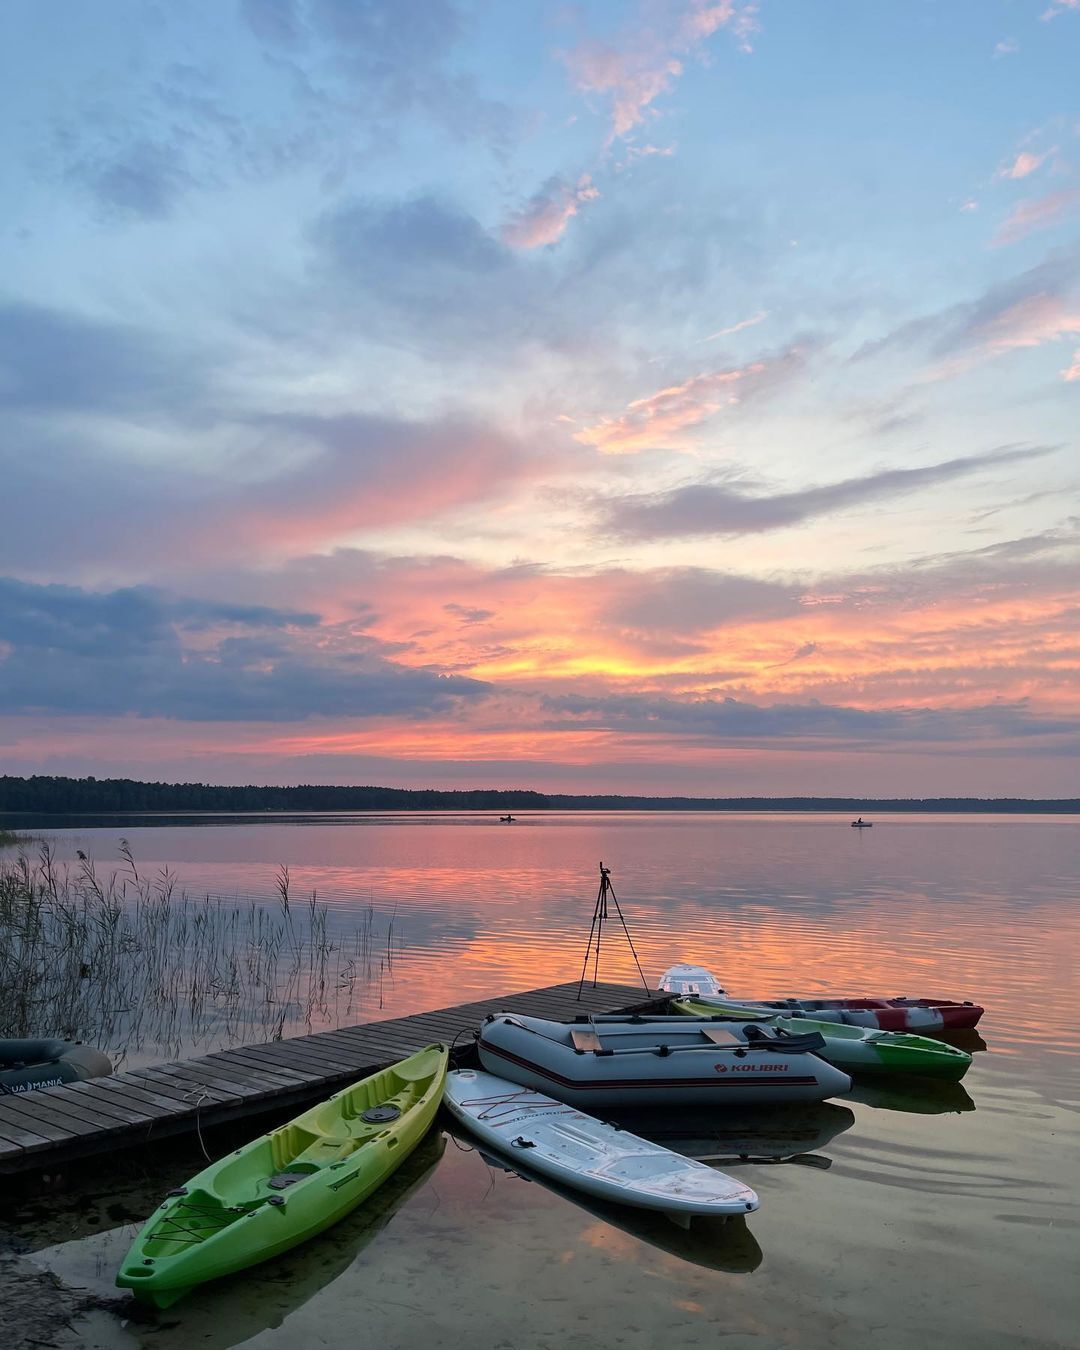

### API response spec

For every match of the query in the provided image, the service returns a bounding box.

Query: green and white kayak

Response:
[117,1043,448,1308]
[673,1001,971,1081]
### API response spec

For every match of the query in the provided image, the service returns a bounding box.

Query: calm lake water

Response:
[4,812,1079,1349]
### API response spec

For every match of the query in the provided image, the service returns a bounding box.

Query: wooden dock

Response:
[0,981,661,1174]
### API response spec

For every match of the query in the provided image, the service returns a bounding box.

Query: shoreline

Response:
[0,1252,136,1349]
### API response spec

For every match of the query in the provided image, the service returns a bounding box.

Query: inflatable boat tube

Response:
[0,1039,113,1095]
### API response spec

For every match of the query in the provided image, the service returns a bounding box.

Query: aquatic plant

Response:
[0,843,404,1069]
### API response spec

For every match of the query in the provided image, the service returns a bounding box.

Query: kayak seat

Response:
[292,1136,361,1166]
[570,1028,603,1053]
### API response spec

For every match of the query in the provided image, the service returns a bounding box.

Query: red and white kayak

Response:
[658,966,983,1031]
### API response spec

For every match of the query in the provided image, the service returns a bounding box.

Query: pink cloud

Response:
[1042,0,1080,18]
[971,292,1080,355]
[997,150,1049,181]
[501,174,600,249]
[563,2,757,144]
[1062,348,1080,380]
[574,344,808,453]
[624,141,677,162]
[921,293,1080,383]
[700,310,768,341]
[991,187,1080,245]
[577,367,748,452]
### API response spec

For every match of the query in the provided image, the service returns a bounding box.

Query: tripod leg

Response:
[607,882,651,993]
[576,881,605,999]
[592,897,603,988]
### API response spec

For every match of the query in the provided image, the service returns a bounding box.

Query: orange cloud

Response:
[576,367,750,452]
[574,344,807,452]
[227,542,1080,731]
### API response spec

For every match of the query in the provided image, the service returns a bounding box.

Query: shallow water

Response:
[4,812,1079,1348]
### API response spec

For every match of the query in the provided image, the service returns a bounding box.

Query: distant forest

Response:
[0,775,1076,815]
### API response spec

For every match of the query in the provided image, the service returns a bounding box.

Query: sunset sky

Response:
[1,0,1078,795]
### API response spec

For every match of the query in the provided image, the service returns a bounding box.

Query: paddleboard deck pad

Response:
[445,1069,759,1217]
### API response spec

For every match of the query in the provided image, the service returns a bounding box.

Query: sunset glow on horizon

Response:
[1,1,1077,795]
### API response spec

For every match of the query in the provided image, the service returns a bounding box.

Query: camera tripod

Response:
[576,862,650,999]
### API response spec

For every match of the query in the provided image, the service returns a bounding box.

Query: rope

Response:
[183,1084,213,1163]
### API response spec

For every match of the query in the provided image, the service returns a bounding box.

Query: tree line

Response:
[0,775,1076,815]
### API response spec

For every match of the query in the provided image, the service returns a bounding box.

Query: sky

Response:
[0,0,1078,797]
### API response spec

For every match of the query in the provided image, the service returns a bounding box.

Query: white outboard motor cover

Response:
[658,965,725,997]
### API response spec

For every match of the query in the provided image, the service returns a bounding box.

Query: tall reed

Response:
[0,844,404,1069]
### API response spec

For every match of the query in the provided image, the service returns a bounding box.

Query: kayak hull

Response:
[673,1002,972,1081]
[675,993,983,1032]
[478,1013,851,1107]
[444,1068,759,1216]
[656,966,982,1031]
[116,1043,448,1308]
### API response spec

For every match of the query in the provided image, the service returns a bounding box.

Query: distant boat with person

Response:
[499,814,515,823]
[851,817,872,828]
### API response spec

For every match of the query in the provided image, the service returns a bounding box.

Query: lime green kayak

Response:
[117,1043,448,1308]
[672,1000,970,1081]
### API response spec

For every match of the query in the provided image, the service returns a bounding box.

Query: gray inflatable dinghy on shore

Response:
[0,1038,112,1094]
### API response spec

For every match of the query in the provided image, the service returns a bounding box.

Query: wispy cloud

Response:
[854,254,1080,378]
[563,1,757,144]
[996,150,1050,181]
[1041,0,1080,19]
[501,174,600,249]
[699,311,769,341]
[993,37,1019,57]
[575,343,811,453]
[992,187,1080,246]
[959,289,1080,357]
[769,641,819,668]
[601,446,1052,540]
[1062,348,1080,380]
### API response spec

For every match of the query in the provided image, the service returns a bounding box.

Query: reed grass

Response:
[0,843,404,1069]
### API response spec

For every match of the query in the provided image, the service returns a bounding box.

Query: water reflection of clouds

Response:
[25,816,1080,1087]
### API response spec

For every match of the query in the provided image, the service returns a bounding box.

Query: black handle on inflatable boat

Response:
[744,1026,826,1053]
[583,1040,815,1059]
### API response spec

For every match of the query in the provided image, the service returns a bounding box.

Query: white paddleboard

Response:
[658,964,725,996]
[444,1069,760,1217]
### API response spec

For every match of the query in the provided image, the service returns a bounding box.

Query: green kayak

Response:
[117,1043,448,1308]
[672,1000,971,1081]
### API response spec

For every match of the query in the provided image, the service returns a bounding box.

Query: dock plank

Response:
[63,1078,183,1119]
[0,1088,135,1133]
[123,1070,244,1108]
[0,981,662,1173]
